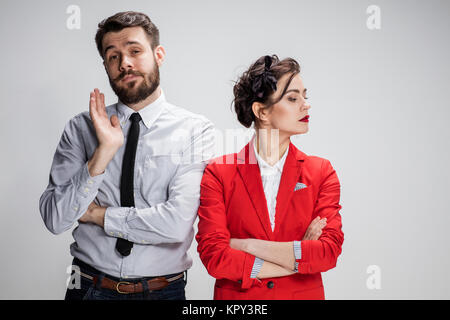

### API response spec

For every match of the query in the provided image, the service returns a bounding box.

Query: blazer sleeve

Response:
[297,159,344,274]
[195,162,258,289]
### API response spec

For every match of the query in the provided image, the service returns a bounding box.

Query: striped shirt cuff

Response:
[250,257,264,279]
[293,241,301,273]
[293,241,302,260]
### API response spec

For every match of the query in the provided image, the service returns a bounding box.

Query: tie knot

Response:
[129,112,141,123]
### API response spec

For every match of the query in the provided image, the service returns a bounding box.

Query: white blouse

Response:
[253,142,289,232]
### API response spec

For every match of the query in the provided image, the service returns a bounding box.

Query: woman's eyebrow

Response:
[285,88,307,94]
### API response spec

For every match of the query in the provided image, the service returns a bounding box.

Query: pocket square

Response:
[294,182,308,191]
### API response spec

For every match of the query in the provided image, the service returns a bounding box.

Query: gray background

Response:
[0,0,449,299]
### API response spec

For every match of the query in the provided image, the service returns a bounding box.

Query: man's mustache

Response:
[114,70,144,82]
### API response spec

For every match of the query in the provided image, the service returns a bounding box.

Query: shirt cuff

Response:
[103,206,133,240]
[293,240,302,260]
[293,241,302,272]
[250,257,264,279]
[77,163,105,198]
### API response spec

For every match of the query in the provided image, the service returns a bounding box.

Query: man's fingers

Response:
[101,93,107,116]
[93,89,102,117]
[99,92,107,117]
[94,89,104,117]
[110,114,120,128]
[89,92,99,120]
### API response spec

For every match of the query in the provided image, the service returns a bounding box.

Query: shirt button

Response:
[87,180,93,184]
[267,281,274,289]
[84,187,89,193]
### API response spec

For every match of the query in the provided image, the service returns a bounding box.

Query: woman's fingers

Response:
[302,217,328,240]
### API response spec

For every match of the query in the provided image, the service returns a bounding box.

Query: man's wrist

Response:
[88,146,118,176]
[93,207,106,228]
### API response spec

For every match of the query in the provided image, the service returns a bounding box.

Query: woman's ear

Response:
[154,45,166,67]
[252,102,270,124]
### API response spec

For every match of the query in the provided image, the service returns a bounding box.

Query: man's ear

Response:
[103,60,109,74]
[153,45,166,67]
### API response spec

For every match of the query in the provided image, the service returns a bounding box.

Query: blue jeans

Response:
[65,258,186,300]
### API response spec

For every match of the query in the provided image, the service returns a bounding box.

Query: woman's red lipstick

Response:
[299,115,309,122]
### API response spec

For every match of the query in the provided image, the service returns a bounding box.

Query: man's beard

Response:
[109,64,160,105]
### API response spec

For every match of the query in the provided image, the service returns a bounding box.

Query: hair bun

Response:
[232,55,300,128]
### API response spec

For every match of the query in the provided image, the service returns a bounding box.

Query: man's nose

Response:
[119,54,133,72]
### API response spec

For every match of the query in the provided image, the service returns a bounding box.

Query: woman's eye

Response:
[132,50,140,54]
[288,97,297,102]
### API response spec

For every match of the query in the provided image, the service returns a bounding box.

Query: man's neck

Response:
[127,86,162,112]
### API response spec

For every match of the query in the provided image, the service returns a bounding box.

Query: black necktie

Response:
[115,112,141,256]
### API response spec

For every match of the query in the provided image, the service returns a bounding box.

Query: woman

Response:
[196,55,344,300]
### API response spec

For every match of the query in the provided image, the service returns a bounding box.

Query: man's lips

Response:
[299,115,309,122]
[122,74,140,82]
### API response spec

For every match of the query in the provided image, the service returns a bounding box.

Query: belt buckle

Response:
[116,281,132,294]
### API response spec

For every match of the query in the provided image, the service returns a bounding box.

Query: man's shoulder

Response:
[162,101,212,127]
[68,103,117,125]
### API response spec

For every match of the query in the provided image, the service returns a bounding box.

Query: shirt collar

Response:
[253,138,289,175]
[116,88,166,129]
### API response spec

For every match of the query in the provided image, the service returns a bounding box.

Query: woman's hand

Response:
[302,216,327,240]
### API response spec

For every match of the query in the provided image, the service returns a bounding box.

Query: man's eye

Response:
[132,50,140,54]
[109,55,118,61]
[305,96,309,100]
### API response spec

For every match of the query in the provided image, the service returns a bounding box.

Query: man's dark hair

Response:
[95,11,160,58]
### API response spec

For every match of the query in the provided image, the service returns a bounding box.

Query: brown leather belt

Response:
[79,270,184,294]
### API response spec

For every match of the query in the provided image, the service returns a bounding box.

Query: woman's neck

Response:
[254,129,290,166]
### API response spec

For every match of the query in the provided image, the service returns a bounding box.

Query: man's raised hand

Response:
[89,88,123,151]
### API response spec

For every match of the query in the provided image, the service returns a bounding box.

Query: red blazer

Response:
[196,138,344,300]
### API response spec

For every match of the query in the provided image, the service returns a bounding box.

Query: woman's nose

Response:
[302,101,311,111]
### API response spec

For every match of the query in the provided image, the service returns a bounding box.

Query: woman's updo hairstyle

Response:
[232,54,300,128]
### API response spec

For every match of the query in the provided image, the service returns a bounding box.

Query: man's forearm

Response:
[87,146,118,177]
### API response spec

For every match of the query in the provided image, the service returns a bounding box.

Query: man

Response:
[39,11,215,300]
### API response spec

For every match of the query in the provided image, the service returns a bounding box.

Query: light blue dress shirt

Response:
[39,89,216,278]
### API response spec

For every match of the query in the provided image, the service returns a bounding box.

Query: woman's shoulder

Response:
[205,152,239,169]
[289,143,335,172]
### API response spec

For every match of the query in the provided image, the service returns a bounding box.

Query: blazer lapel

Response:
[274,142,306,235]
[236,139,274,240]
